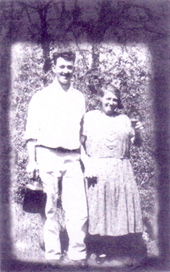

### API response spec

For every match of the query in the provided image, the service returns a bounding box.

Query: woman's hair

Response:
[53,51,76,65]
[99,84,123,109]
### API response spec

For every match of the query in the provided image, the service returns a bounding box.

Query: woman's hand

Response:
[84,158,98,187]
[84,162,97,178]
[85,168,97,179]
[131,120,143,146]
[84,158,97,179]
[131,119,144,131]
[134,121,144,131]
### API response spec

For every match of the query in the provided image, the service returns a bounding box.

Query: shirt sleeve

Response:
[79,93,86,133]
[82,112,89,137]
[80,92,86,118]
[24,92,41,141]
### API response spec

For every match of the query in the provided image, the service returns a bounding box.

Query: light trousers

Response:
[36,147,87,261]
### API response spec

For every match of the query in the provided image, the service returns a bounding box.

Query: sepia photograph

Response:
[0,0,170,271]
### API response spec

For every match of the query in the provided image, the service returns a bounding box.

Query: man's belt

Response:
[56,147,80,154]
[36,145,80,154]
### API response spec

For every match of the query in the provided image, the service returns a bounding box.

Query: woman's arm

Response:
[80,134,98,178]
[131,121,143,147]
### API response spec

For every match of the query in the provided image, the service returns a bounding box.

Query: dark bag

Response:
[23,180,47,214]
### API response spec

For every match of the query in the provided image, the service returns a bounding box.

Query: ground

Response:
[5,201,169,272]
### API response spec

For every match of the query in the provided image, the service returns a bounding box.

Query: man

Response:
[25,51,88,267]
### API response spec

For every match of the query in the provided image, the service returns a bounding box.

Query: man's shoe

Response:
[46,259,61,269]
[39,241,45,251]
[62,256,88,269]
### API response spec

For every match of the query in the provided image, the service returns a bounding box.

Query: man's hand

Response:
[26,161,39,180]
[26,140,39,179]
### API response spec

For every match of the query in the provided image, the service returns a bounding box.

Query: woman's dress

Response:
[83,110,143,236]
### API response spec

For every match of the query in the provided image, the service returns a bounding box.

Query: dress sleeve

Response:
[123,115,135,139]
[24,93,41,141]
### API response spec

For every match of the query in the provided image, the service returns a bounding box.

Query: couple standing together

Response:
[25,51,143,267]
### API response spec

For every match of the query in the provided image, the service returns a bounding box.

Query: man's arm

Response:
[25,92,41,179]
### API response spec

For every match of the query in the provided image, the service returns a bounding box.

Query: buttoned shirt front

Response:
[25,79,85,150]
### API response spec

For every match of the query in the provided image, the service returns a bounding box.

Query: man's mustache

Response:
[61,73,72,77]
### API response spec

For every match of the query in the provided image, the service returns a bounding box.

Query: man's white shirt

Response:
[25,80,85,150]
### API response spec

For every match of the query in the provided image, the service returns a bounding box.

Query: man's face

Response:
[54,57,74,86]
[101,91,118,115]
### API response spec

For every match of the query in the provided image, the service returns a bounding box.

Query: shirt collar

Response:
[51,78,73,94]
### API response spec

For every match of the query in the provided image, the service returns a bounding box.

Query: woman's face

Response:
[101,91,118,116]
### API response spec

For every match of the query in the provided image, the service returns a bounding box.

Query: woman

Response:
[81,84,144,265]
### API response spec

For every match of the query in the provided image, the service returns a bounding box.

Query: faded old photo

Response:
[0,0,170,271]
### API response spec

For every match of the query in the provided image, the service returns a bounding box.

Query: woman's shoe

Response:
[96,254,107,265]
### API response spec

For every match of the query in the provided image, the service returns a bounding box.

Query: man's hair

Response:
[53,51,76,65]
